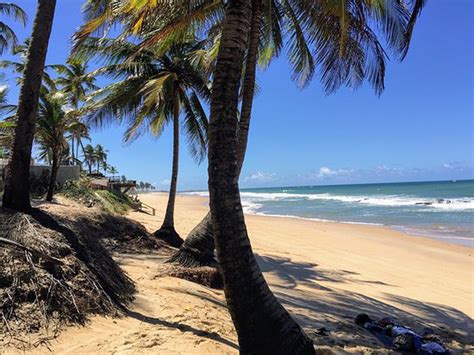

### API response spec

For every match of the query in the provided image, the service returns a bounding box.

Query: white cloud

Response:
[442,161,468,170]
[375,165,404,175]
[316,167,352,178]
[243,171,277,183]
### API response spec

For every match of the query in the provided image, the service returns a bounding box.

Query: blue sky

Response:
[2,0,473,190]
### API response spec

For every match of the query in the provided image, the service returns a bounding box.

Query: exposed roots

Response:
[153,226,184,248]
[167,246,217,268]
[162,264,223,290]
[0,208,135,350]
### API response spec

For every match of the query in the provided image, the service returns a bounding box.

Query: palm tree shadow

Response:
[254,254,473,350]
[127,310,239,350]
[256,254,395,290]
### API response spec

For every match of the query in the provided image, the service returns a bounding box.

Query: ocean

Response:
[188,180,474,247]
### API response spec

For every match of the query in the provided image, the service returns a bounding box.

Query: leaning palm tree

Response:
[76,0,427,267]
[35,87,69,201]
[3,0,57,211]
[0,2,27,55]
[204,0,426,352]
[80,38,209,247]
[77,0,427,352]
[169,0,428,267]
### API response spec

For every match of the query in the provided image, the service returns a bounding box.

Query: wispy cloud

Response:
[442,161,470,171]
[243,171,277,183]
[316,167,353,179]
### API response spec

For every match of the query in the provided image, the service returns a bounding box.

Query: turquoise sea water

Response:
[189,180,474,247]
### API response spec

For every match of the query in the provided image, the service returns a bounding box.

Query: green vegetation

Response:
[60,179,135,215]
[0,2,26,55]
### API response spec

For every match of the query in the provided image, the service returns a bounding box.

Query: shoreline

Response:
[14,192,471,353]
[134,192,473,320]
[175,191,473,249]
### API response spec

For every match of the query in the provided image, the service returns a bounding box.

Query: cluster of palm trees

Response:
[82,143,114,175]
[0,0,425,352]
[137,181,155,191]
[0,41,111,200]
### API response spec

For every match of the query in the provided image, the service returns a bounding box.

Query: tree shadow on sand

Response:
[255,254,473,350]
[127,310,238,350]
[256,254,395,290]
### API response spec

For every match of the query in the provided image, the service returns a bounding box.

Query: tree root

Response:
[153,226,184,248]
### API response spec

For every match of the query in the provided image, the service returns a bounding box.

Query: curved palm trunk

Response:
[46,149,59,202]
[167,211,215,266]
[208,1,314,352]
[2,0,57,211]
[169,0,262,266]
[154,94,184,248]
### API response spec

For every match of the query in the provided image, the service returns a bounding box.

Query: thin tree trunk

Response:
[169,0,262,266]
[71,136,75,165]
[2,0,57,211]
[76,138,80,168]
[46,149,59,202]
[154,93,184,248]
[207,1,314,352]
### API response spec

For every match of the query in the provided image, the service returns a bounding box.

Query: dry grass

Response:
[0,198,169,350]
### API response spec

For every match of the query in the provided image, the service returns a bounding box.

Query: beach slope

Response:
[10,192,472,354]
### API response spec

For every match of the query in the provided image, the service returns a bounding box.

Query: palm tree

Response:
[93,144,107,174]
[205,0,427,351]
[82,143,95,174]
[80,38,209,247]
[2,0,57,211]
[0,40,56,88]
[77,0,427,351]
[108,165,118,175]
[170,0,428,267]
[51,59,98,164]
[204,2,315,352]
[0,2,27,55]
[35,87,69,201]
[66,118,90,165]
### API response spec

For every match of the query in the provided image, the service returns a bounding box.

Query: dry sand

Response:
[5,192,473,354]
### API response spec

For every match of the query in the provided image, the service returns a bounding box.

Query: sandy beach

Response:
[10,192,473,354]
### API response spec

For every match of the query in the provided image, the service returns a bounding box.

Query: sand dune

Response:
[6,192,473,354]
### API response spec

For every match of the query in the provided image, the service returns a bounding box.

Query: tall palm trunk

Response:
[2,0,57,211]
[46,149,59,202]
[153,93,184,248]
[207,1,314,352]
[169,0,262,266]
